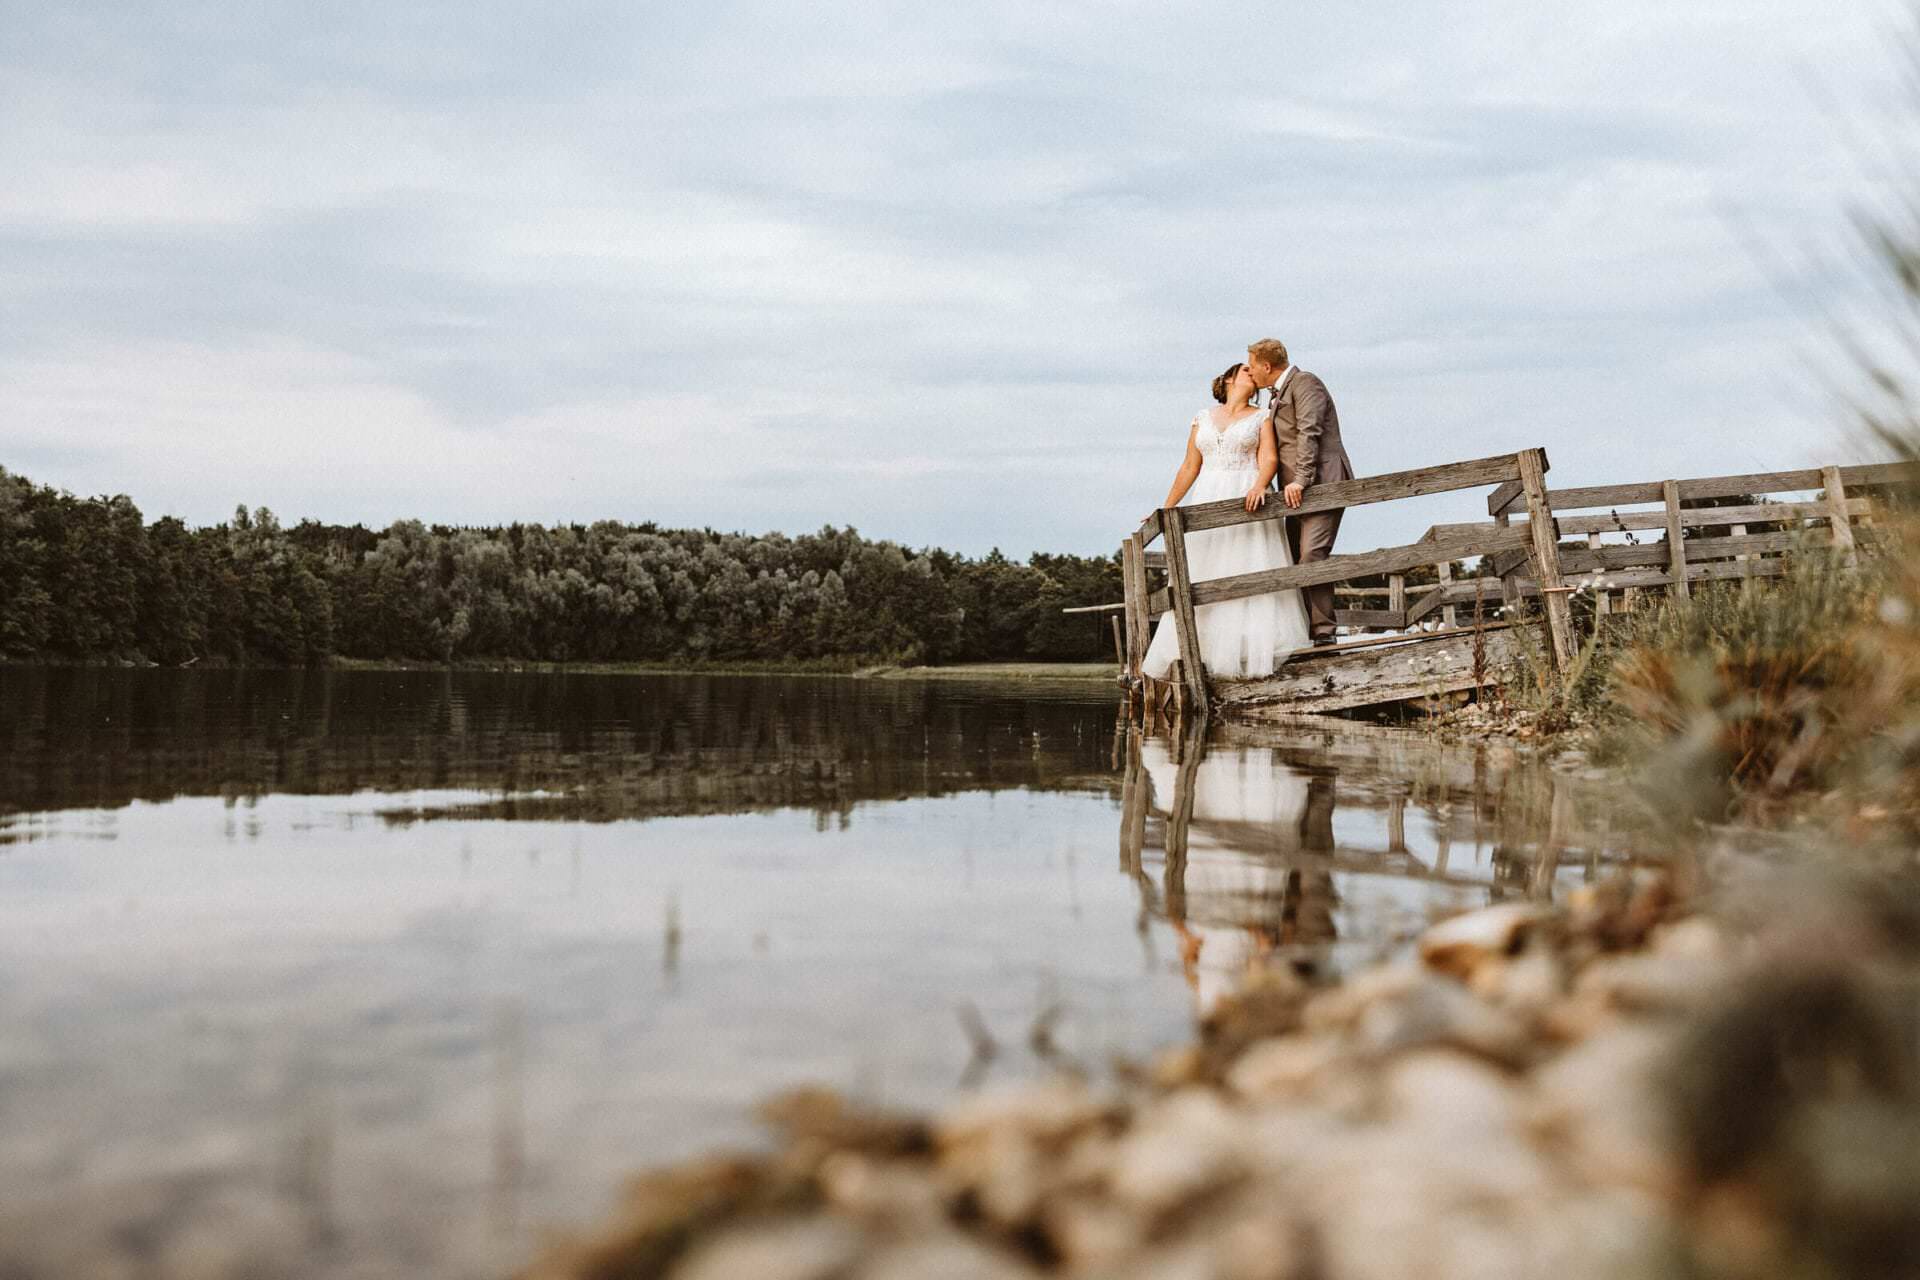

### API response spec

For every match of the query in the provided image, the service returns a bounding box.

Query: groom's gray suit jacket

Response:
[1268,368,1353,491]
[1267,367,1354,637]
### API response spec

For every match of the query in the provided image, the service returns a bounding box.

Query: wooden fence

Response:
[1115,452,1919,719]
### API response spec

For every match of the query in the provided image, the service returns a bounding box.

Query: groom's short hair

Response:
[1248,338,1289,367]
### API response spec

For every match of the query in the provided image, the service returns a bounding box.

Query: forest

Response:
[0,466,1122,667]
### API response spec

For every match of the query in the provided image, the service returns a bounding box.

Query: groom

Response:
[1245,338,1353,647]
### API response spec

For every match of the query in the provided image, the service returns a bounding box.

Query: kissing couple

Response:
[1140,338,1356,682]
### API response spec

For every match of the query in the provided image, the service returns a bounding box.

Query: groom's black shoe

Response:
[1310,633,1337,648]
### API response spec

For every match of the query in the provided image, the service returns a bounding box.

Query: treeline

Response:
[0,467,1120,667]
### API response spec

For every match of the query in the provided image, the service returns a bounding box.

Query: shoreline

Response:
[524,865,1919,1280]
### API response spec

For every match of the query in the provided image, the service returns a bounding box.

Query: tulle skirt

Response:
[1141,464,1312,680]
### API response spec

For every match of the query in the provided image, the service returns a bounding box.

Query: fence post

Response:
[1388,573,1406,629]
[1160,508,1211,717]
[1437,560,1458,629]
[1821,465,1858,567]
[1585,533,1610,617]
[1121,538,1147,677]
[1662,480,1690,600]
[1518,448,1575,669]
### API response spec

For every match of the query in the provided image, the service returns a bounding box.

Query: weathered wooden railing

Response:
[1121,449,1569,716]
[1113,452,1919,720]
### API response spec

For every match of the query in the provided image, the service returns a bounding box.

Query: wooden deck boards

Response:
[1213,625,1523,716]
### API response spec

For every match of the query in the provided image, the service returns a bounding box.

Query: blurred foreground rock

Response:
[525,871,1920,1280]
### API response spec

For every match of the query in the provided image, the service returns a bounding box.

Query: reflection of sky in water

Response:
[0,669,1633,1277]
[0,783,1197,1274]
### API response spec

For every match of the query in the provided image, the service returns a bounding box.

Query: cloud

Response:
[0,0,1905,555]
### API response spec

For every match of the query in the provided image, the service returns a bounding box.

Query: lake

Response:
[0,666,1634,1277]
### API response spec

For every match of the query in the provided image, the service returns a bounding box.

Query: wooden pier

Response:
[1101,449,1918,720]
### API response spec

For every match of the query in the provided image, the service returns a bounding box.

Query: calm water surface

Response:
[0,667,1633,1276]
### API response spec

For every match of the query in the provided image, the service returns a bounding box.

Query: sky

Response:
[1,0,1911,556]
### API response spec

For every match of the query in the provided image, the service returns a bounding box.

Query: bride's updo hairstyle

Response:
[1211,362,1248,404]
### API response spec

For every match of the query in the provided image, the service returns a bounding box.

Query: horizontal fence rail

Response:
[1487,460,1920,519]
[1133,453,1526,547]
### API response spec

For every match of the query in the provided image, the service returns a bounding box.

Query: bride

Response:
[1140,362,1313,680]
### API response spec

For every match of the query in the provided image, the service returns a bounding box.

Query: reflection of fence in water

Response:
[1114,719,1636,1004]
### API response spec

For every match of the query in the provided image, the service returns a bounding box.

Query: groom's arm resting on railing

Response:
[1285,372,1333,509]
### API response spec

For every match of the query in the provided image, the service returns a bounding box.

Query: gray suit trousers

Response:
[1286,509,1343,637]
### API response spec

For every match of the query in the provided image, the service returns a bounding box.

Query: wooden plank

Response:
[1438,559,1457,628]
[1836,460,1920,490]
[1159,508,1210,715]
[1135,509,1164,546]
[1178,453,1524,533]
[1335,608,1409,629]
[1406,582,1447,626]
[1180,525,1531,610]
[1662,480,1689,601]
[1388,573,1407,617]
[1553,499,1870,535]
[1487,460,1920,521]
[1215,626,1523,715]
[1519,447,1574,668]
[1823,464,1858,567]
[1510,557,1792,595]
[1586,533,1610,618]
[1270,620,1514,658]
[1110,615,1125,665]
[1061,602,1127,614]
[1559,530,1814,573]
[1488,479,1524,518]
[1124,536,1151,676]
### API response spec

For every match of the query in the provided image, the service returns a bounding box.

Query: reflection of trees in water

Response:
[1116,719,1638,1009]
[0,667,1118,820]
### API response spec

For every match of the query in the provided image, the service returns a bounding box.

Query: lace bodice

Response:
[1193,407,1265,470]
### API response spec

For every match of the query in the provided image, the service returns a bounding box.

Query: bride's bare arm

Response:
[1153,424,1204,517]
[1245,420,1280,512]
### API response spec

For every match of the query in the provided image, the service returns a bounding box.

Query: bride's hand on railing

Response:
[1243,485,1269,514]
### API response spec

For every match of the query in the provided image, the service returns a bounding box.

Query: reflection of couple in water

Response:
[1133,736,1338,1013]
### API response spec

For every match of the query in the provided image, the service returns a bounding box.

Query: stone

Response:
[1106,1089,1246,1213]
[1224,1034,1340,1101]
[1040,1193,1144,1269]
[1379,1049,1520,1138]
[1350,975,1536,1070]
[1419,904,1551,981]
[935,1081,1108,1153]
[1574,952,1725,1014]
[1302,961,1425,1033]
[856,1233,1040,1280]
[1527,1023,1681,1194]
[670,1216,868,1280]
[817,1151,946,1225]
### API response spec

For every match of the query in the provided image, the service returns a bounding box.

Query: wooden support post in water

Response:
[1518,448,1575,669]
[1160,508,1211,717]
[1437,560,1458,629]
[1662,480,1690,600]
[1124,536,1152,677]
[1822,465,1858,567]
[1109,615,1124,666]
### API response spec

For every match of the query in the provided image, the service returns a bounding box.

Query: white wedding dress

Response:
[1141,408,1312,680]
